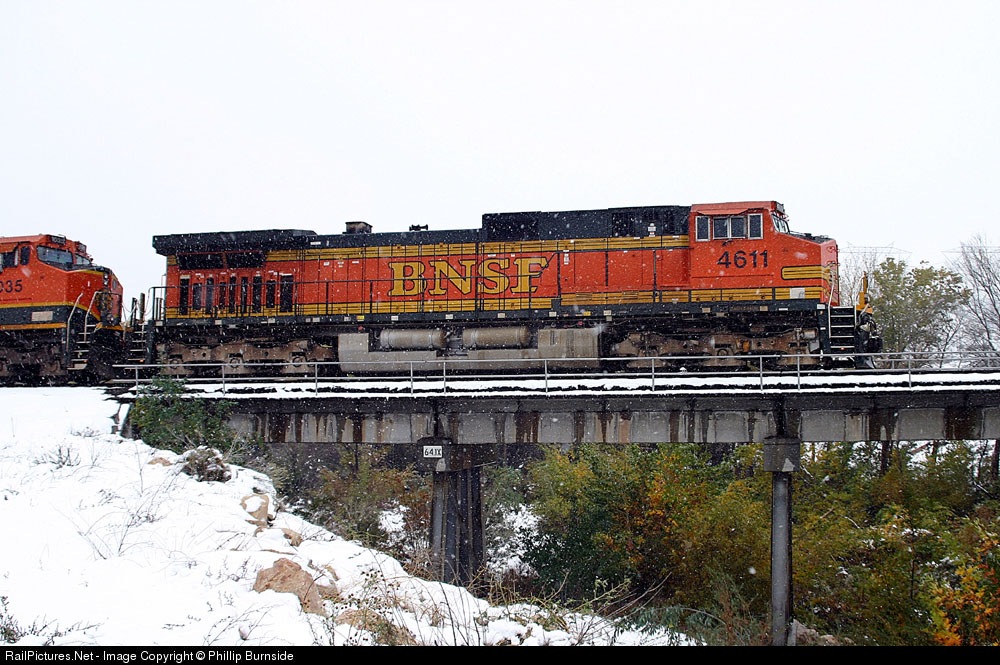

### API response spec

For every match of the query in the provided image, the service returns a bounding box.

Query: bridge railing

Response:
[113,350,1000,396]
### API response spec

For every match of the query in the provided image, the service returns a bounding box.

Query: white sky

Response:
[2,1,998,303]
[0,387,689,646]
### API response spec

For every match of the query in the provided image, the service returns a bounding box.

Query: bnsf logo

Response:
[387,257,550,297]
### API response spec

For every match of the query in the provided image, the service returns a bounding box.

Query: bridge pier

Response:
[416,437,496,587]
[763,436,801,647]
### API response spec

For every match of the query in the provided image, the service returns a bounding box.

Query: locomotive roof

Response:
[0,234,92,258]
[481,205,692,240]
[690,201,784,215]
[152,229,318,254]
[151,204,704,255]
[1,233,83,246]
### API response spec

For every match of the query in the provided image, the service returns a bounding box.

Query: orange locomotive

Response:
[149,200,880,376]
[0,234,127,383]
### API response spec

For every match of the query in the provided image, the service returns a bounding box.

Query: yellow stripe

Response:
[172,235,694,266]
[0,301,91,310]
[660,290,692,304]
[164,286,828,320]
[690,289,773,302]
[167,297,561,318]
[561,291,656,306]
[0,322,66,331]
[781,265,828,280]
[480,298,553,310]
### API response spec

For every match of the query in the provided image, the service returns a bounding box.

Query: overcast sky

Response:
[2,1,998,303]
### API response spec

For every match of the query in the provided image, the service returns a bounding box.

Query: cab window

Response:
[37,245,74,268]
[729,216,747,238]
[695,216,710,241]
[1,246,29,268]
[696,214,765,240]
[713,217,730,239]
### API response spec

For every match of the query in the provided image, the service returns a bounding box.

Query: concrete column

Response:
[763,437,801,646]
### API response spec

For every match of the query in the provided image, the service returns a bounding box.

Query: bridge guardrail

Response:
[112,350,1000,396]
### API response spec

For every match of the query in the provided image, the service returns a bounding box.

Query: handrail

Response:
[64,292,87,348]
[113,350,1000,396]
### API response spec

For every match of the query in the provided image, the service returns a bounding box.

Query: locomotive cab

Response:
[624,200,842,368]
[688,201,838,306]
[0,234,126,383]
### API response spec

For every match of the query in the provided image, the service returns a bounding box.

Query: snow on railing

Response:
[113,350,1000,397]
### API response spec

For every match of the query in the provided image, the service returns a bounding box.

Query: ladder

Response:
[126,294,149,363]
[66,293,92,373]
[827,305,858,355]
[70,321,95,371]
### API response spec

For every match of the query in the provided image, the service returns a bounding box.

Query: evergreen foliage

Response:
[519,439,1000,646]
[128,376,251,456]
[306,446,430,562]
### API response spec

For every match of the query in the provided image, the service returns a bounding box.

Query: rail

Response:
[112,350,1000,397]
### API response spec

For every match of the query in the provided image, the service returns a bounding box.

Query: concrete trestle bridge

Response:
[115,353,1000,646]
[117,358,1000,446]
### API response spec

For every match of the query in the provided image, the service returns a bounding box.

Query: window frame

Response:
[695,215,711,241]
[696,213,766,241]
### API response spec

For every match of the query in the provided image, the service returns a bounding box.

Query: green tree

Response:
[869,258,968,357]
[128,376,249,455]
[512,437,996,645]
[786,438,1000,645]
[663,445,770,611]
[914,441,981,516]
[307,447,429,558]
[522,444,767,611]
[522,443,647,599]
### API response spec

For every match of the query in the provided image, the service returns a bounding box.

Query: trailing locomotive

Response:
[148,200,880,377]
[0,234,128,383]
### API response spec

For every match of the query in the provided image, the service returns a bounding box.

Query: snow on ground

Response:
[0,387,692,647]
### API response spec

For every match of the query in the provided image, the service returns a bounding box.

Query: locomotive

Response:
[0,234,129,383]
[146,200,880,377]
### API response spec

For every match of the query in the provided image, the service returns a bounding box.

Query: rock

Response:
[253,557,327,616]
[241,493,271,527]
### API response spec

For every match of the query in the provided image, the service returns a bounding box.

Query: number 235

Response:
[0,278,24,293]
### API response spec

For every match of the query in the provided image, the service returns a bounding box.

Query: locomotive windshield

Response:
[37,245,73,268]
[36,245,93,269]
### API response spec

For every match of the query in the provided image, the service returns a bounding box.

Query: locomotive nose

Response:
[92,264,120,290]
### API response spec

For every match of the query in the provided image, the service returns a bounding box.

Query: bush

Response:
[306,445,430,563]
[128,376,252,458]
[181,447,233,483]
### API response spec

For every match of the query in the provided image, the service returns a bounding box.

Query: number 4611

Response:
[717,250,768,269]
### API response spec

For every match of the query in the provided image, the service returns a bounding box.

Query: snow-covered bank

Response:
[0,387,691,646]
